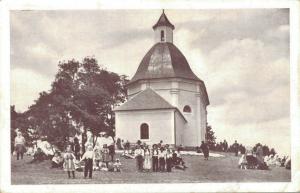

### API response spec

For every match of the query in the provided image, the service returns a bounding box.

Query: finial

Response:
[162,9,164,14]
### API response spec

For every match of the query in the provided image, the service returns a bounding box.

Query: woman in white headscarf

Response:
[14,131,26,160]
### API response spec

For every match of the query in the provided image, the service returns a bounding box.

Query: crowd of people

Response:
[14,130,291,179]
[14,130,189,179]
[121,140,187,172]
[237,143,291,170]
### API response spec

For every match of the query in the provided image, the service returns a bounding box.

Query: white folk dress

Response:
[143,150,151,170]
[64,152,76,171]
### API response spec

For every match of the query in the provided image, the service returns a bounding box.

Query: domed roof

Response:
[128,42,202,84]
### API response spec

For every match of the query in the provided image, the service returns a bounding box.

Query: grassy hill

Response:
[11,152,290,184]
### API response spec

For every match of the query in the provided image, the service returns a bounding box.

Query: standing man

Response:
[223,140,228,152]
[14,131,26,160]
[134,145,144,172]
[200,141,209,160]
[233,140,239,156]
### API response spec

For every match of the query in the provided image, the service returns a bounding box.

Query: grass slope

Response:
[11,152,290,184]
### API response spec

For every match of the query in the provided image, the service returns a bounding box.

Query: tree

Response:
[23,57,128,150]
[205,124,216,148]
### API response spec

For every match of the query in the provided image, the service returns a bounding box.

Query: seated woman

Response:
[51,152,64,168]
[29,148,46,163]
[172,149,187,170]
[238,154,247,169]
[245,154,257,169]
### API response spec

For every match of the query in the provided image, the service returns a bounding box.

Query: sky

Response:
[10,9,290,155]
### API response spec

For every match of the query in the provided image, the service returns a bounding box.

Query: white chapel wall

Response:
[174,110,186,146]
[115,110,174,145]
[125,79,207,147]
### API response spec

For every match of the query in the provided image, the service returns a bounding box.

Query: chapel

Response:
[114,10,209,147]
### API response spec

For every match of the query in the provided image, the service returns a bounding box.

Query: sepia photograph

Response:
[0,0,299,192]
[9,8,292,184]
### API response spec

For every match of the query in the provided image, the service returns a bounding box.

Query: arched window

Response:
[140,123,149,139]
[160,30,165,42]
[183,105,192,113]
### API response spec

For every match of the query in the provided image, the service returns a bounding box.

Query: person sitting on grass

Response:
[51,152,64,168]
[80,145,94,179]
[172,149,187,170]
[63,145,76,179]
[238,154,247,170]
[113,158,122,172]
[29,147,46,164]
[122,141,135,159]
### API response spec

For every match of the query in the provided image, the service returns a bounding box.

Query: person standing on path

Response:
[233,140,239,156]
[200,141,209,160]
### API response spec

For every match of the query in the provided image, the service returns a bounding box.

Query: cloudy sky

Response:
[11,9,290,154]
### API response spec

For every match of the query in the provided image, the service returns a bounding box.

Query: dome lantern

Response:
[153,10,174,43]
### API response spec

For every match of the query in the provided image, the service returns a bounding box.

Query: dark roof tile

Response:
[128,42,201,84]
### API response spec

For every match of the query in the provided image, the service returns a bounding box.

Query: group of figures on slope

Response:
[238,143,291,170]
[131,141,188,173]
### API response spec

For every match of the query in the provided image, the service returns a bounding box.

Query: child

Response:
[166,148,173,172]
[239,154,247,170]
[113,159,122,172]
[29,147,46,163]
[158,147,166,172]
[93,147,101,171]
[51,152,64,168]
[152,144,159,172]
[100,161,108,171]
[101,144,110,169]
[64,145,76,179]
[134,145,144,172]
[107,161,115,172]
[143,146,151,172]
[80,145,94,178]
